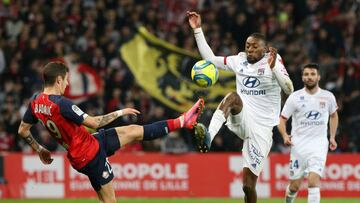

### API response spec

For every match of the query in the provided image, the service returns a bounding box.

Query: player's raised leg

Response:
[308,172,321,203]
[285,178,303,203]
[194,92,242,152]
[116,98,204,147]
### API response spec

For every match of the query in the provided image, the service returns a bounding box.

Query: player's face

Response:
[245,37,266,64]
[302,68,320,90]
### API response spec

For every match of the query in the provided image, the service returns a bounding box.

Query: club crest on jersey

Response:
[243,76,260,88]
[102,171,110,179]
[242,61,248,66]
[257,68,265,75]
[319,101,326,108]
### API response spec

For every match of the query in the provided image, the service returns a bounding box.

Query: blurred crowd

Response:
[0,0,359,154]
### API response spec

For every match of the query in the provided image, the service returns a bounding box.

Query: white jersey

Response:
[281,88,337,156]
[224,52,287,127]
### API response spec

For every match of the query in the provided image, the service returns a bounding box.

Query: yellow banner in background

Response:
[120,26,235,112]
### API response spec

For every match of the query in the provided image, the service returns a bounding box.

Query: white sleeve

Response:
[272,55,294,95]
[329,93,338,114]
[281,94,296,119]
[193,28,228,70]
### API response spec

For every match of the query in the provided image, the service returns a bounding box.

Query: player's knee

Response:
[289,184,300,192]
[127,125,143,141]
[116,125,143,141]
[229,92,243,114]
[219,92,243,113]
[308,181,320,188]
[242,184,255,195]
[308,173,321,188]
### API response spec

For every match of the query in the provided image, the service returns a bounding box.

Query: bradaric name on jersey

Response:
[34,104,52,116]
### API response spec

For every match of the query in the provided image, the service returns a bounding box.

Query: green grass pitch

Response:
[0,198,359,203]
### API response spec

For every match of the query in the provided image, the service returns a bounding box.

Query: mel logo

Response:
[23,155,64,198]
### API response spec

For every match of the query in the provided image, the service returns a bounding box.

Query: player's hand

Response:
[283,134,292,146]
[38,147,53,165]
[267,47,277,69]
[329,137,337,151]
[187,11,201,29]
[122,108,140,116]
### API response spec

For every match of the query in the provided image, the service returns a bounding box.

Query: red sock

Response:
[166,117,181,132]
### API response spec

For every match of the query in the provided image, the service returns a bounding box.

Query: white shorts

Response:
[225,105,273,176]
[289,152,327,180]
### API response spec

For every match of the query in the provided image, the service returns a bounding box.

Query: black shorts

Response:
[78,128,120,191]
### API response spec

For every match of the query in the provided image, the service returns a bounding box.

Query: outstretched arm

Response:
[187,11,227,69]
[18,121,53,164]
[83,108,140,129]
[268,47,294,95]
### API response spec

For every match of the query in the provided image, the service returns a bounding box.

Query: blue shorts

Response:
[78,128,120,191]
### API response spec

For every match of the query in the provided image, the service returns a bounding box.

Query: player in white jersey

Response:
[278,63,338,203]
[187,11,294,203]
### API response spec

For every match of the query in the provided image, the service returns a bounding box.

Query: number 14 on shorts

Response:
[289,159,299,169]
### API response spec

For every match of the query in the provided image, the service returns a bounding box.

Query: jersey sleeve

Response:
[224,56,236,71]
[59,98,88,125]
[274,54,289,76]
[328,93,338,114]
[223,55,239,72]
[22,104,38,124]
[272,54,293,95]
[281,94,296,119]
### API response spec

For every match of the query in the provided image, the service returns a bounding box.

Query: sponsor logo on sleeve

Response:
[72,105,84,116]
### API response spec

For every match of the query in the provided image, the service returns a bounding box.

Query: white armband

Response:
[272,66,294,95]
[116,110,123,117]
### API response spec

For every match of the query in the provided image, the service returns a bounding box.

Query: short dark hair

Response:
[43,62,69,86]
[249,33,267,43]
[302,63,320,75]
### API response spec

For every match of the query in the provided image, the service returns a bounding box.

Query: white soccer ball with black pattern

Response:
[191,60,218,87]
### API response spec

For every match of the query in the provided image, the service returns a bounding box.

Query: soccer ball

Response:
[191,60,218,87]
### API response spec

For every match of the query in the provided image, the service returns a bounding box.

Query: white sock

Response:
[308,187,320,203]
[208,109,226,143]
[285,185,297,203]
